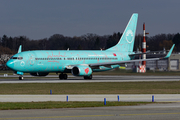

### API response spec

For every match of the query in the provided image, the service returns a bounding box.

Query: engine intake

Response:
[72,65,92,76]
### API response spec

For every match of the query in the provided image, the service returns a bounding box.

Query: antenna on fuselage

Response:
[18,45,22,53]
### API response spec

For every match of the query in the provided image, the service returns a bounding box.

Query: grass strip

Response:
[0,81,180,94]
[0,101,151,110]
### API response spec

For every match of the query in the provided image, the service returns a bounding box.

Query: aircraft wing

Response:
[129,46,174,56]
[65,57,160,69]
[128,51,150,56]
[65,44,174,69]
[89,57,160,67]
[89,44,175,67]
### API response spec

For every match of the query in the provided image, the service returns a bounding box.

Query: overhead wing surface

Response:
[65,44,174,69]
[89,44,175,68]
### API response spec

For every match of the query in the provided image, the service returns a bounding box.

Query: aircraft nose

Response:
[6,60,14,70]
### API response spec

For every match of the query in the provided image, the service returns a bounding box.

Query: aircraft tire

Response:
[84,75,92,80]
[63,74,67,79]
[59,74,64,80]
[84,76,87,79]
[88,74,92,79]
[19,76,23,80]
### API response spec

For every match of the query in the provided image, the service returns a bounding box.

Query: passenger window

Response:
[12,57,18,59]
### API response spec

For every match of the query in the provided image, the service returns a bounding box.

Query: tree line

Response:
[0,32,180,54]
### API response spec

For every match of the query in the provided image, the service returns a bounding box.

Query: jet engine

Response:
[72,65,92,76]
[30,72,49,76]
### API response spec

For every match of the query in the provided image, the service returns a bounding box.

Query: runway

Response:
[0,75,180,83]
[0,103,180,120]
[0,75,180,119]
[0,75,180,102]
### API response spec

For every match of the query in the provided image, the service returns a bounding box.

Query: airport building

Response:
[168,54,180,70]
[127,53,180,71]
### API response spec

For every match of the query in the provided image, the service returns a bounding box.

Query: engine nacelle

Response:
[30,72,49,76]
[72,65,92,76]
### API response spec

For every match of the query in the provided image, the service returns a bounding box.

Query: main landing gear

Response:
[84,74,92,80]
[19,75,23,80]
[58,73,92,80]
[59,73,68,80]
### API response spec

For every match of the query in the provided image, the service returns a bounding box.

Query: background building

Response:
[127,53,180,71]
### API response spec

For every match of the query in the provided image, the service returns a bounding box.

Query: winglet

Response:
[18,45,22,53]
[164,44,175,59]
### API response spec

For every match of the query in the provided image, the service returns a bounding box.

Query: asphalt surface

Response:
[1,75,180,119]
[0,75,180,83]
[0,103,180,120]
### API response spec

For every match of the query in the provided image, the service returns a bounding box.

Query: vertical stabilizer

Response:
[18,45,22,53]
[106,13,138,52]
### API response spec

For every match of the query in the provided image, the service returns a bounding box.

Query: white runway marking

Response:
[0,94,180,102]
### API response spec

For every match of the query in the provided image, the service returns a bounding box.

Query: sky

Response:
[0,0,179,40]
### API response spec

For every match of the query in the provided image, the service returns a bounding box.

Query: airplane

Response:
[6,13,175,80]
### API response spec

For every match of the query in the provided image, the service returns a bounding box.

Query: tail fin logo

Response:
[126,30,134,43]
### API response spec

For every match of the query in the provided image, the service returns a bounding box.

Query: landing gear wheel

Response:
[63,74,67,80]
[84,74,92,80]
[59,73,68,80]
[59,74,64,80]
[19,76,23,80]
[88,74,92,79]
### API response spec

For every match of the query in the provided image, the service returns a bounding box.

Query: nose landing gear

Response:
[19,75,23,80]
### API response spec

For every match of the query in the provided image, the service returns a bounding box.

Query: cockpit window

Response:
[10,57,23,60]
[18,57,23,60]
[12,57,17,59]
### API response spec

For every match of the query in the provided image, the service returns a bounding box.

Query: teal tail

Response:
[106,13,138,52]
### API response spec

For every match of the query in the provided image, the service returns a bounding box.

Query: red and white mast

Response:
[142,23,146,66]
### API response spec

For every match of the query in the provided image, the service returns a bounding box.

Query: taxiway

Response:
[0,103,180,120]
[0,75,180,119]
